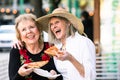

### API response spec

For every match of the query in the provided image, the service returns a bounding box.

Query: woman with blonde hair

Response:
[9,13,63,80]
[13,8,96,80]
[36,8,96,80]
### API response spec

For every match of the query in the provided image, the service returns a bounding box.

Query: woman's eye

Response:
[30,26,35,28]
[22,28,26,31]
[49,23,53,27]
[55,21,59,24]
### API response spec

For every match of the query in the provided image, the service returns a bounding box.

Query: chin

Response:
[56,36,61,40]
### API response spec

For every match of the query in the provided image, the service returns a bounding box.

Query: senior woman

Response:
[36,8,96,80]
[9,13,63,80]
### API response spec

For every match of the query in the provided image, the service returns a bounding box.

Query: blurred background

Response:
[0,0,120,80]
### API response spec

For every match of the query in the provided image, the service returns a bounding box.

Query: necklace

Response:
[60,44,66,51]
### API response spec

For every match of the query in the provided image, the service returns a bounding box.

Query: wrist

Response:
[18,70,25,77]
[68,54,73,61]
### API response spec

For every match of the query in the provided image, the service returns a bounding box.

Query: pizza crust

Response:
[27,60,49,68]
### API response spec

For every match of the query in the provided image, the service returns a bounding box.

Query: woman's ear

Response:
[67,23,71,27]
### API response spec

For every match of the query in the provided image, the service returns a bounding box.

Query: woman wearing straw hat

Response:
[36,8,96,80]
[13,8,96,80]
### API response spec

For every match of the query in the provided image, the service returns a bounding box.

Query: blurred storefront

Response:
[98,0,120,79]
[0,0,120,79]
[60,0,120,55]
[1,0,119,55]
[100,0,120,54]
[0,0,34,25]
[60,1,120,79]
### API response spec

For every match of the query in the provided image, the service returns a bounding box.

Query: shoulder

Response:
[10,47,20,57]
[75,32,95,47]
[10,47,19,52]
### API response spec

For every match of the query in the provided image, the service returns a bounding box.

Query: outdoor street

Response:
[0,51,9,80]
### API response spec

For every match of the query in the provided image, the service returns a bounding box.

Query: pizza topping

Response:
[44,46,63,56]
[44,46,58,56]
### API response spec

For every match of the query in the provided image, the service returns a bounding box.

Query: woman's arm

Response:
[9,48,24,80]
[9,48,33,80]
[56,51,85,77]
[68,54,85,77]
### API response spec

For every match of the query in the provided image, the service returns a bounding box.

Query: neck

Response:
[26,42,44,54]
[60,34,67,44]
[60,38,66,50]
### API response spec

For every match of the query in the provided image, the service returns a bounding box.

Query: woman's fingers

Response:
[56,51,71,61]
[50,70,57,75]
[12,40,23,49]
[18,64,33,76]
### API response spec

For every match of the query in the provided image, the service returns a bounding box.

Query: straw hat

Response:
[36,8,84,35]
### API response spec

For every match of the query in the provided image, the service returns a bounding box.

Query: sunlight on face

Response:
[17,20,40,45]
[49,17,67,40]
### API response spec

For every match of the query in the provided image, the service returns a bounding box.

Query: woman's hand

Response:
[12,40,23,49]
[18,64,33,77]
[56,50,85,77]
[50,70,57,75]
[55,50,72,61]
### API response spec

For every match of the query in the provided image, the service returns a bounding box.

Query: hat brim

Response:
[36,13,84,34]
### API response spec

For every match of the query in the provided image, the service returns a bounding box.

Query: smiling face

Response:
[49,17,68,41]
[17,20,40,45]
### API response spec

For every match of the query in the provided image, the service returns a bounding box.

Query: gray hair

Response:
[48,16,77,44]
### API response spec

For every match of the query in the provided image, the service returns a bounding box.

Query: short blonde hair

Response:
[15,13,43,46]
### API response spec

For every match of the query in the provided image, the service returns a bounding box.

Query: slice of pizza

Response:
[44,46,59,56]
[27,60,49,68]
[44,46,63,56]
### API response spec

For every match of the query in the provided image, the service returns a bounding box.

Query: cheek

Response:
[61,25,67,33]
[50,27,54,32]
[20,32,26,41]
[34,29,40,38]
[35,28,40,34]
[36,29,40,34]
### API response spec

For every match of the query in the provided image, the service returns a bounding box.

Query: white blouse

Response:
[54,32,96,80]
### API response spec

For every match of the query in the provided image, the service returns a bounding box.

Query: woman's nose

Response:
[52,24,57,29]
[26,29,31,33]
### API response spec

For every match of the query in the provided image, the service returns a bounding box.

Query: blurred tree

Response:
[50,0,61,12]
[30,0,61,17]
[30,0,43,17]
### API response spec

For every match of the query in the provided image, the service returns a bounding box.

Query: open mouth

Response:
[55,29,61,34]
